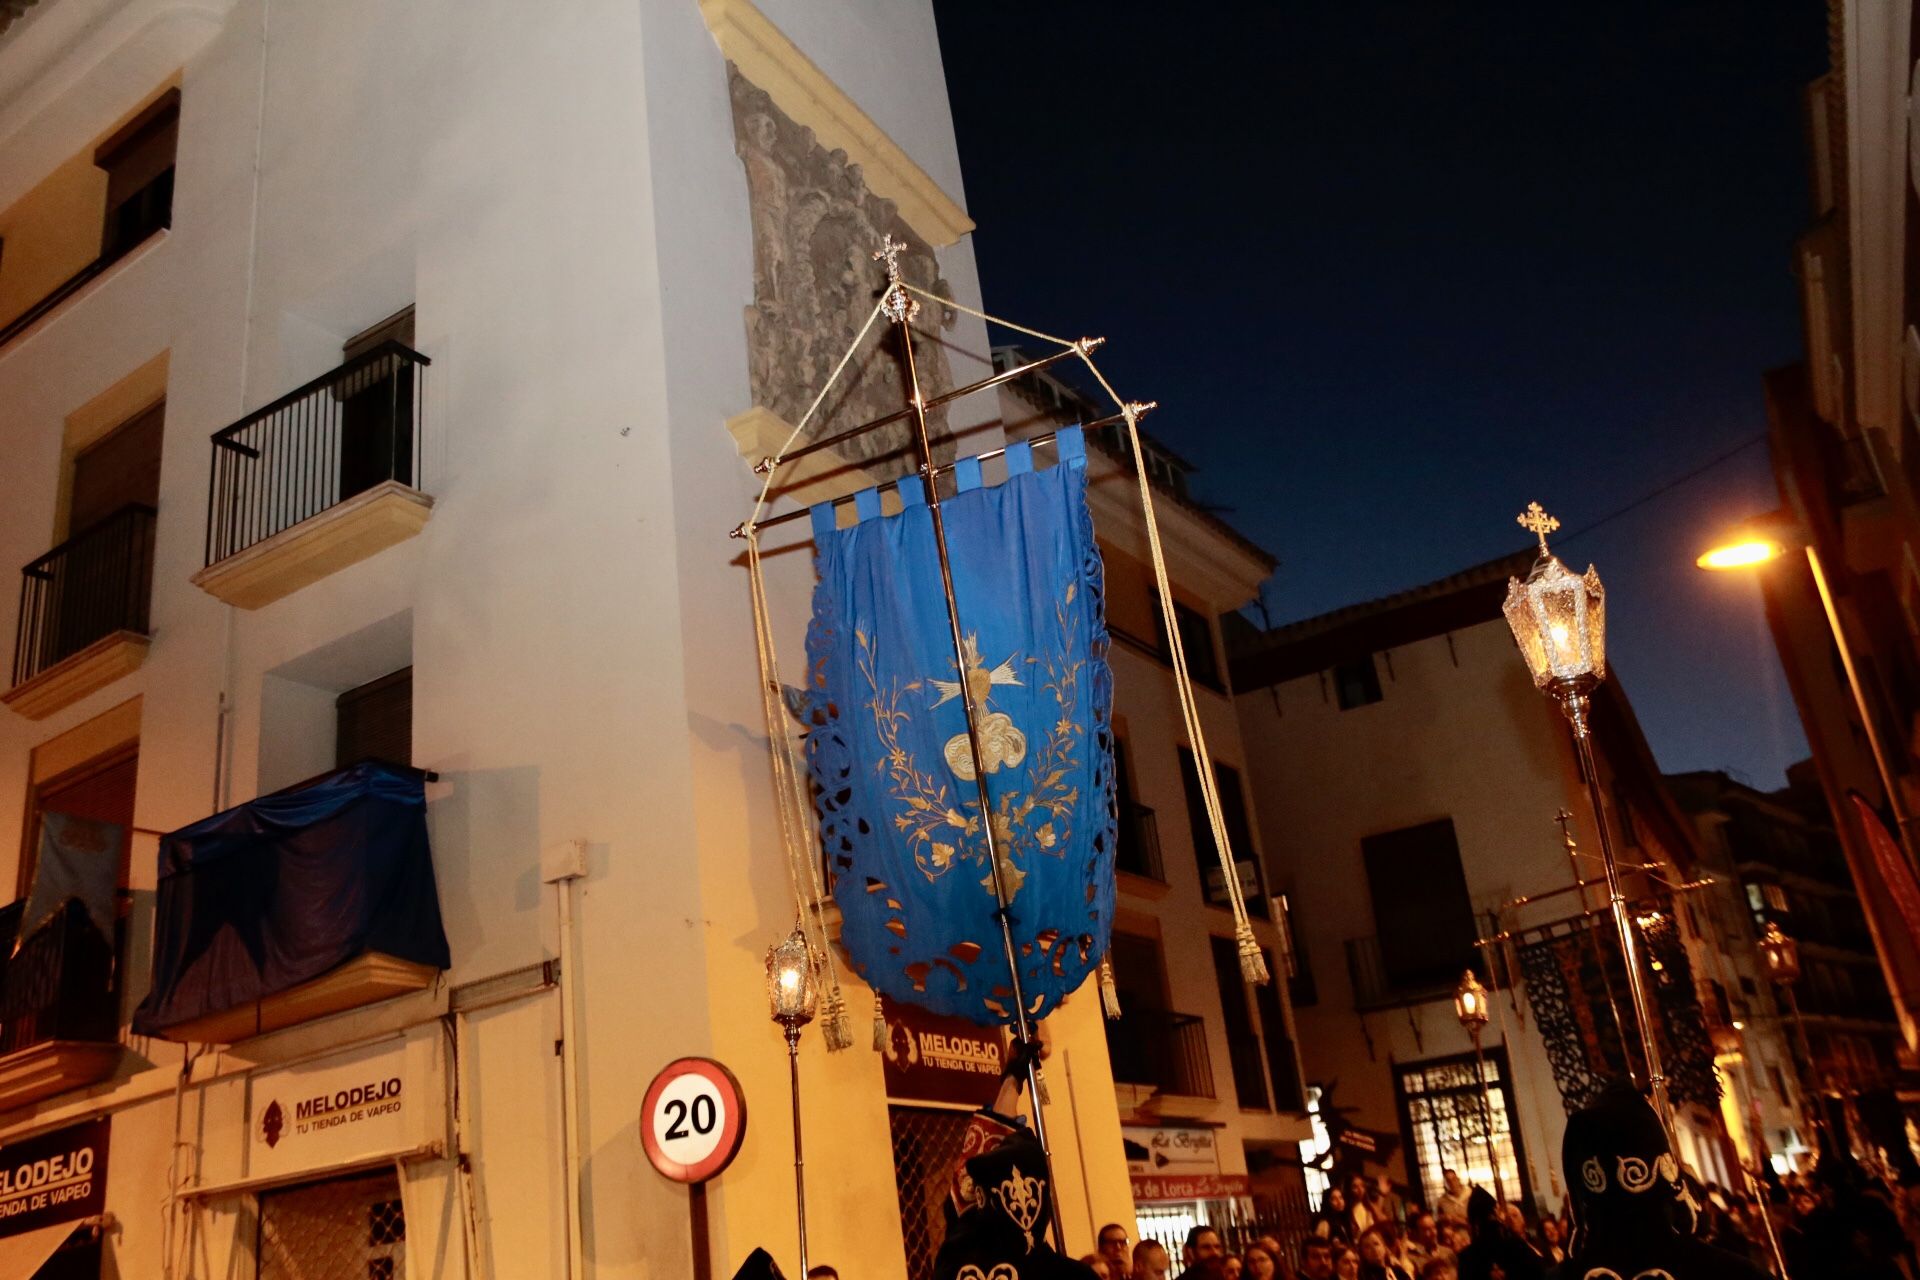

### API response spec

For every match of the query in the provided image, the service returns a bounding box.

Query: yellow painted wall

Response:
[0,152,106,326]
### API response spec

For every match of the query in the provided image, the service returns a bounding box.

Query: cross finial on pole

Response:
[873,235,919,324]
[1517,502,1560,553]
[1554,808,1577,851]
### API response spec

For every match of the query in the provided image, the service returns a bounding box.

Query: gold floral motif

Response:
[859,578,1089,898]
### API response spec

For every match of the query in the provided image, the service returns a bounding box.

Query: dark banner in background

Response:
[1515,902,1719,1112]
[0,1117,109,1239]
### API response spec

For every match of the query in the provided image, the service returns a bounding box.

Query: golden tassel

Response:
[1237,923,1271,986]
[873,992,888,1052]
[1099,958,1122,1020]
[822,987,852,1052]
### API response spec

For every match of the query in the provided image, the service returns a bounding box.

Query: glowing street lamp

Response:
[1504,503,1672,1131]
[766,925,818,1277]
[1698,517,1920,875]
[1453,969,1507,1203]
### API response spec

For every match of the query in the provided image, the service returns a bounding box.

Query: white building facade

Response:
[1230,555,1767,1216]
[0,1,1255,1275]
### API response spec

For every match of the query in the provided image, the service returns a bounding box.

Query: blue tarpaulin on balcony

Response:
[132,760,449,1037]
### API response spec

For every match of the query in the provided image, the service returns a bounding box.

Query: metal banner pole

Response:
[878,238,1066,1253]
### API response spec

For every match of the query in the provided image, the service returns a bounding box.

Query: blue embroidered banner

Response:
[803,430,1115,1026]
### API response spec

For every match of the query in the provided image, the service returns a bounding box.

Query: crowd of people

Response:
[1077,1108,1920,1280]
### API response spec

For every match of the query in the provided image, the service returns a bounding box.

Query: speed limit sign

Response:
[639,1058,748,1184]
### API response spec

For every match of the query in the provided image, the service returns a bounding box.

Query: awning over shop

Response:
[132,761,450,1039]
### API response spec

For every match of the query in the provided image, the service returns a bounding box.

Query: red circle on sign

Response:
[639,1057,747,1184]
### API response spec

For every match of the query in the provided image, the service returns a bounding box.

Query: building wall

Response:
[0,0,1146,1275]
[1235,613,1737,1209]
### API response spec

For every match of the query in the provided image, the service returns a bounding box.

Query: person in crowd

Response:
[1356,1227,1411,1280]
[1403,1210,1447,1269]
[1080,1257,1112,1280]
[805,1269,839,1280]
[1438,1221,1473,1257]
[1313,1187,1352,1243]
[1533,1215,1565,1266]
[1435,1169,1470,1223]
[1097,1224,1132,1277]
[1331,1243,1361,1280]
[1242,1241,1282,1280]
[1455,1188,1544,1280]
[1416,1259,1456,1280]
[1221,1256,1244,1280]
[1299,1239,1335,1280]
[1374,1175,1407,1227]
[1347,1175,1378,1236]
[1132,1239,1172,1280]
[1175,1226,1226,1280]
[1558,1081,1768,1279]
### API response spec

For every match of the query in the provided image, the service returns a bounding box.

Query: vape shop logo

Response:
[260,1100,284,1149]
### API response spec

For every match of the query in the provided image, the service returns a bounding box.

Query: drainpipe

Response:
[544,840,588,1280]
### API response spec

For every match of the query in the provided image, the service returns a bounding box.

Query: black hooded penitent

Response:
[1561,1082,1768,1279]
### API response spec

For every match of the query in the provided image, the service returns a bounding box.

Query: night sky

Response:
[931,2,1831,789]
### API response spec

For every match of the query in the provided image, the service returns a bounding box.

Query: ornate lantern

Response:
[766,924,819,1029]
[1503,504,1607,692]
[1757,921,1801,987]
[1454,969,1491,1032]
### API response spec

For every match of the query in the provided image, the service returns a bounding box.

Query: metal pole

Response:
[883,257,1065,1252]
[1779,983,1826,1147]
[1805,546,1920,869]
[787,1024,809,1279]
[1470,1026,1507,1205]
[1560,688,1674,1133]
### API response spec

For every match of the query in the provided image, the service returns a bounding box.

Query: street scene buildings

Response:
[1,0,1918,1278]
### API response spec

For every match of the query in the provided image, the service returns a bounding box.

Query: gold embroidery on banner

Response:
[861,578,1088,903]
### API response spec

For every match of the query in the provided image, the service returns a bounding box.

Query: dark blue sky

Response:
[932,1,1829,788]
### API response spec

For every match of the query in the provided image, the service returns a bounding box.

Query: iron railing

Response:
[1116,803,1163,880]
[206,341,429,565]
[1105,1008,1215,1099]
[12,504,156,688]
[0,899,119,1054]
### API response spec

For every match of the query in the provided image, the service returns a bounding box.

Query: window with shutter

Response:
[1360,818,1477,995]
[335,668,412,769]
[95,90,179,262]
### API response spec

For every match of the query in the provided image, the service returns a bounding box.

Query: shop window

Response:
[95,90,178,263]
[257,1170,405,1280]
[889,1105,973,1280]
[1334,655,1382,709]
[335,667,412,769]
[1395,1049,1528,1212]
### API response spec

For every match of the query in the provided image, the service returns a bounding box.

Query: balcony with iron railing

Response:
[192,342,433,609]
[1,504,156,720]
[1346,929,1492,1012]
[0,898,125,1111]
[1105,1008,1215,1101]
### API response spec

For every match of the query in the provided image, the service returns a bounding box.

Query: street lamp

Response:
[1503,502,1674,1131]
[1697,518,1919,874]
[1757,920,1823,1145]
[1453,969,1507,1204]
[766,924,818,1278]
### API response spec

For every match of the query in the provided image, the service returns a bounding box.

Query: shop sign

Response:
[880,997,1005,1108]
[0,1118,108,1238]
[1131,1172,1250,1203]
[1122,1125,1220,1176]
[249,1027,442,1181]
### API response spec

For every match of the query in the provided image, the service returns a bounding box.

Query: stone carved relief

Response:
[729,66,957,471]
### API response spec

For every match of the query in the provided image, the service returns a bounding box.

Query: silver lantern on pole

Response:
[1502,503,1672,1132]
[766,924,818,1277]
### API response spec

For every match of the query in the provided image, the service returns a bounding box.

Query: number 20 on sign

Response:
[640,1058,748,1184]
